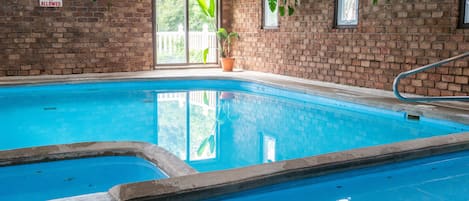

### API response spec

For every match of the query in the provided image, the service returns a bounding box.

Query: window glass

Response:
[465,0,469,23]
[337,0,359,26]
[264,0,279,28]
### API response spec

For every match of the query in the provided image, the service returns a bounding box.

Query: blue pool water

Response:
[1,80,468,173]
[210,151,469,201]
[0,156,166,201]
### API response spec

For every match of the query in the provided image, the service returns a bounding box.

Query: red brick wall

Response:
[0,0,153,76]
[223,0,469,96]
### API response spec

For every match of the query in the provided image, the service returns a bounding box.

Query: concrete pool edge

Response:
[0,141,197,177]
[108,132,469,201]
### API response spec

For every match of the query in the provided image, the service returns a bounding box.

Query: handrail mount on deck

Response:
[393,52,469,102]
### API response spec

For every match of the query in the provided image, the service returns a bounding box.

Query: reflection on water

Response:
[0,89,466,172]
[157,91,217,161]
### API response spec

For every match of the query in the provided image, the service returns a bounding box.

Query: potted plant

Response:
[196,0,239,71]
[217,28,239,72]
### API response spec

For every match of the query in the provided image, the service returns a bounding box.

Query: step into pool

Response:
[209,150,469,201]
[1,79,468,174]
[0,156,166,201]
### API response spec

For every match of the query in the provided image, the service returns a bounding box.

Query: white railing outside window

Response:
[156,25,217,63]
[158,91,217,110]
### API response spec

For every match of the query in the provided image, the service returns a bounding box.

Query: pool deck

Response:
[1,69,469,201]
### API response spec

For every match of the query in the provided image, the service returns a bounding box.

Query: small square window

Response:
[263,0,279,29]
[459,0,469,28]
[335,0,359,28]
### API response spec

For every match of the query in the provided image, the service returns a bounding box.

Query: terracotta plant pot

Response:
[221,57,235,72]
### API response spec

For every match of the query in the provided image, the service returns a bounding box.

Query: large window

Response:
[263,0,279,29]
[460,0,469,28]
[335,0,359,28]
[155,0,218,65]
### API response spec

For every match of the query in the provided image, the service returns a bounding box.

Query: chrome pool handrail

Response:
[393,52,469,102]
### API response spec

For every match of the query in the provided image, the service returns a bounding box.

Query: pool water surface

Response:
[210,150,469,201]
[0,156,166,201]
[0,80,468,173]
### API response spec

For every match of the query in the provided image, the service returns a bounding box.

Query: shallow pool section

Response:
[210,151,469,201]
[0,156,166,201]
[1,80,468,173]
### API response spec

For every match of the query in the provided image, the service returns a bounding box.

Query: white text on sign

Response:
[39,0,63,7]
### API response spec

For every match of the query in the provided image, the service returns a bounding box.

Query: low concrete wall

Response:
[110,132,469,201]
[0,141,197,177]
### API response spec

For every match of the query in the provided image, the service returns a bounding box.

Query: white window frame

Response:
[335,0,359,28]
[459,0,469,28]
[263,0,279,29]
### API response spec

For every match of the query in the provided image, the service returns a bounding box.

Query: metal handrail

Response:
[393,52,469,102]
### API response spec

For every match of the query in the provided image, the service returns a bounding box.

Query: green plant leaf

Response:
[228,32,239,39]
[279,6,285,16]
[208,0,216,17]
[288,6,294,16]
[203,48,209,64]
[373,0,378,5]
[196,0,210,17]
[217,28,228,39]
[203,91,209,105]
[226,32,239,46]
[197,137,210,156]
[268,0,277,12]
[208,135,215,153]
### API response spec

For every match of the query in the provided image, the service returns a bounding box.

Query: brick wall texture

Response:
[0,0,153,76]
[223,0,469,96]
[1,0,468,96]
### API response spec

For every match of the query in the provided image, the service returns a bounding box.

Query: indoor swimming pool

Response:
[0,79,468,172]
[1,79,468,200]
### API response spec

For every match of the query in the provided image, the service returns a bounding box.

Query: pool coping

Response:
[109,132,469,201]
[0,141,197,177]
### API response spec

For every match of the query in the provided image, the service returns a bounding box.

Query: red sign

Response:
[39,0,63,7]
